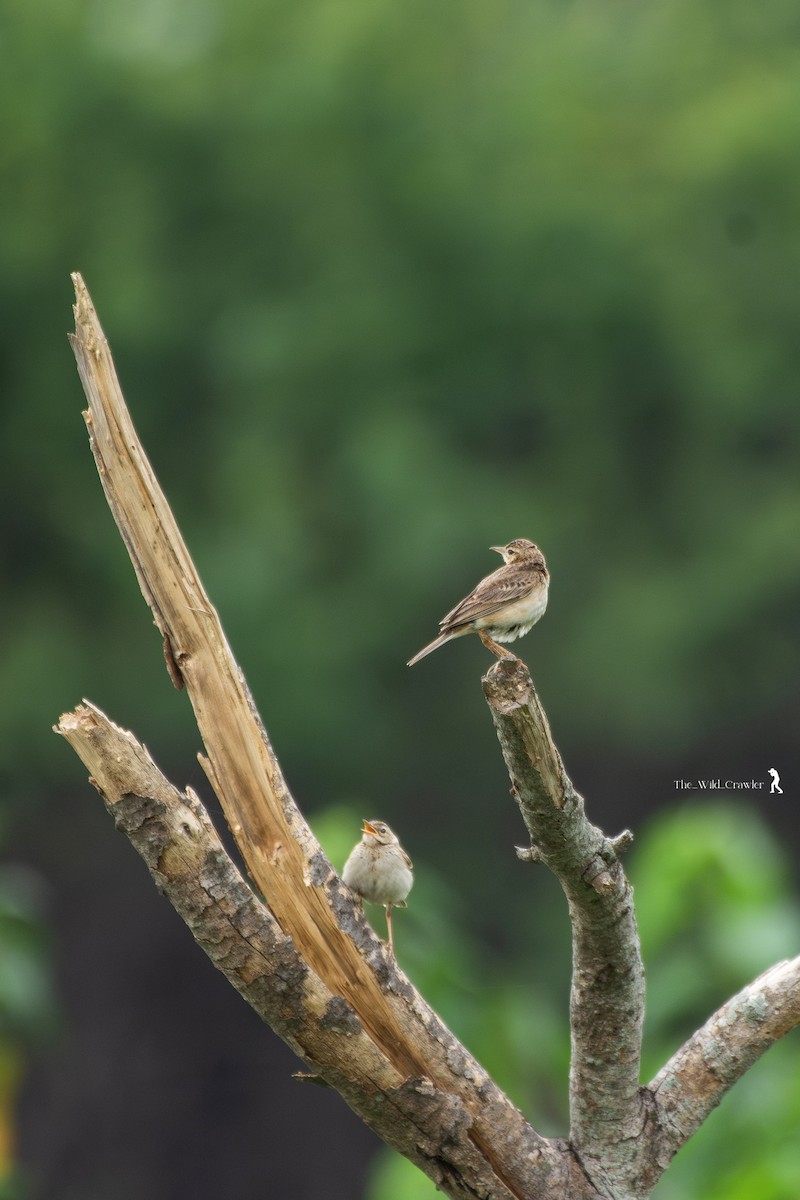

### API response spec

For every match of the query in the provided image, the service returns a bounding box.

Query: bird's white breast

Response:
[343,843,413,906]
[475,587,548,635]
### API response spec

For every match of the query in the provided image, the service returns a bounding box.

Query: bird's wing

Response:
[400,846,413,871]
[440,567,534,631]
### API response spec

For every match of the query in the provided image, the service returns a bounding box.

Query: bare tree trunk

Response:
[57,274,800,1199]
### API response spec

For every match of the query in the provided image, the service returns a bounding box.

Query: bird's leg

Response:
[385,904,395,956]
[478,630,517,660]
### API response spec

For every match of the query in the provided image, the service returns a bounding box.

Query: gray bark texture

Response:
[56,273,800,1199]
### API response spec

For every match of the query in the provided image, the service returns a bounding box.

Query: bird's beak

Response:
[362,820,378,836]
[490,545,505,556]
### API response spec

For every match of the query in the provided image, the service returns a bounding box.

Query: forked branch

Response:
[58,273,800,1200]
[62,273,575,1200]
[482,653,800,1196]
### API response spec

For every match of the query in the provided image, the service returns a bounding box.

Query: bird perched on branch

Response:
[342,820,413,955]
[407,539,549,665]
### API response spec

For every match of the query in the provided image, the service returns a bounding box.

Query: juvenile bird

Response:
[408,539,549,665]
[342,820,413,955]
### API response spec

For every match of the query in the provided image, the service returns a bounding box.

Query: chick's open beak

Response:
[362,820,378,836]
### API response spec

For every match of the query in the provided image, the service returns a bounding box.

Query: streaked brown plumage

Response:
[407,539,549,666]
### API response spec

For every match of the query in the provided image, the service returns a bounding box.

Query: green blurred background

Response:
[2,0,800,1196]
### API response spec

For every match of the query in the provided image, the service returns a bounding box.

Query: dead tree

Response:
[56,274,800,1200]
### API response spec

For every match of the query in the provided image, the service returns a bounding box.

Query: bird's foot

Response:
[478,631,517,660]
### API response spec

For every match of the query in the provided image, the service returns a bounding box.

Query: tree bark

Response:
[63,272,581,1200]
[57,701,572,1200]
[58,273,800,1199]
[483,663,646,1193]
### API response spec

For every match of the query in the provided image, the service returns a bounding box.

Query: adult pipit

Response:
[342,820,413,955]
[408,539,549,665]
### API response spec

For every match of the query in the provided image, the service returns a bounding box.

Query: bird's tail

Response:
[407,632,452,666]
